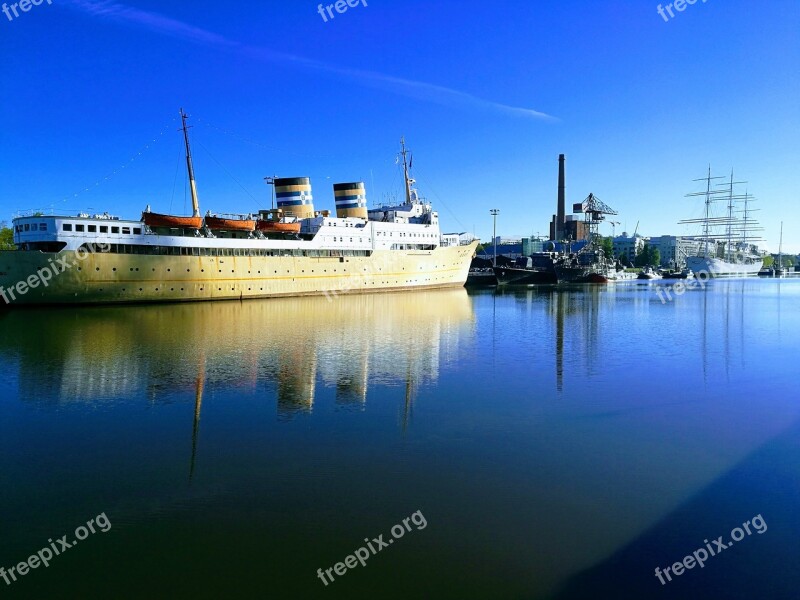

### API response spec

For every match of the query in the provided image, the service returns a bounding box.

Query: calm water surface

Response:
[1,280,799,599]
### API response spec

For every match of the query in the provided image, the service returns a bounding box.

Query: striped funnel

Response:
[333,182,368,219]
[275,177,315,219]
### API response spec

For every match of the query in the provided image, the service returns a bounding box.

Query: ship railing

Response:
[13,209,121,220]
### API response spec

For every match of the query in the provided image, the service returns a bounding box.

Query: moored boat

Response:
[494,253,559,285]
[0,118,477,307]
[662,268,693,279]
[637,267,662,280]
[679,167,764,278]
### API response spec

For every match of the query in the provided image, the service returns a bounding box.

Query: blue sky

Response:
[1,0,798,250]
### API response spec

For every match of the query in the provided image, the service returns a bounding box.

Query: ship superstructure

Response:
[0,115,476,306]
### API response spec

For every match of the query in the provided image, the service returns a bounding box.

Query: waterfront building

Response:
[612,233,646,263]
[647,235,707,267]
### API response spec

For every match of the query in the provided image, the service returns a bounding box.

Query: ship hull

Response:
[0,243,476,306]
[493,266,557,285]
[686,256,762,277]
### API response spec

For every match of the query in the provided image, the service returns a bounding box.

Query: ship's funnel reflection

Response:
[0,290,474,420]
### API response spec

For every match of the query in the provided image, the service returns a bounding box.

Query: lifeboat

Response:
[142,211,203,229]
[256,220,301,234]
[204,215,256,231]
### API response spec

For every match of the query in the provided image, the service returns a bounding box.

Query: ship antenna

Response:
[181,108,201,218]
[264,176,277,210]
[400,136,412,204]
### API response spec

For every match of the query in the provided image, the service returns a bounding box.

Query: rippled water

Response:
[1,280,798,599]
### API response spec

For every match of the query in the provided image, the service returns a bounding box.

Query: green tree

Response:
[599,236,614,259]
[650,248,661,267]
[763,255,774,268]
[634,245,649,268]
[634,244,661,268]
[0,221,14,250]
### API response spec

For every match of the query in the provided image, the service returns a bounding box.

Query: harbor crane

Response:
[572,193,619,245]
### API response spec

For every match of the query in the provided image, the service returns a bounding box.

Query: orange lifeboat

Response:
[204,215,256,231]
[256,220,301,234]
[142,211,203,229]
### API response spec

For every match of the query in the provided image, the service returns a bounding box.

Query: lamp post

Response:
[490,209,500,267]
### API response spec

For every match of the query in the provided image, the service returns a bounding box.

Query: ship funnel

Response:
[275,177,315,219]
[333,182,368,219]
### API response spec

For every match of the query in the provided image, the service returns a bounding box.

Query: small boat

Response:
[141,208,203,230]
[204,214,256,231]
[637,267,662,280]
[662,268,693,279]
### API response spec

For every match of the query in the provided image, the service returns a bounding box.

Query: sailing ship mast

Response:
[181,108,201,218]
[681,166,725,258]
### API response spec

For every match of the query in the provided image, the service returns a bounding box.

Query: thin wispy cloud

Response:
[62,0,556,121]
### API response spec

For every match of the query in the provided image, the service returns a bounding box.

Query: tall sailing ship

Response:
[0,111,477,306]
[680,167,764,277]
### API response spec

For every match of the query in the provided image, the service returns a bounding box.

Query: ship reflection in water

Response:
[0,289,475,421]
[1,281,799,598]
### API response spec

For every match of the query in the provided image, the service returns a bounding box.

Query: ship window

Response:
[40,223,47,230]
[75,224,84,232]
[122,227,131,235]
[133,228,142,235]
[24,224,31,231]
[112,227,120,234]
[88,225,97,233]
[100,226,108,233]
[63,224,73,232]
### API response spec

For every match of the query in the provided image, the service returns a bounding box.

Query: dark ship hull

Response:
[494,252,559,285]
[494,266,557,285]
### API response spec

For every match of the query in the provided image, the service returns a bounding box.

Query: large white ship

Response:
[0,112,476,306]
[680,168,763,277]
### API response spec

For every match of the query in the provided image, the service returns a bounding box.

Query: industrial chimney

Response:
[557,154,566,240]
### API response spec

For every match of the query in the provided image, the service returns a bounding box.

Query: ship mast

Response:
[400,137,413,205]
[726,171,735,262]
[704,166,712,257]
[181,108,201,218]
